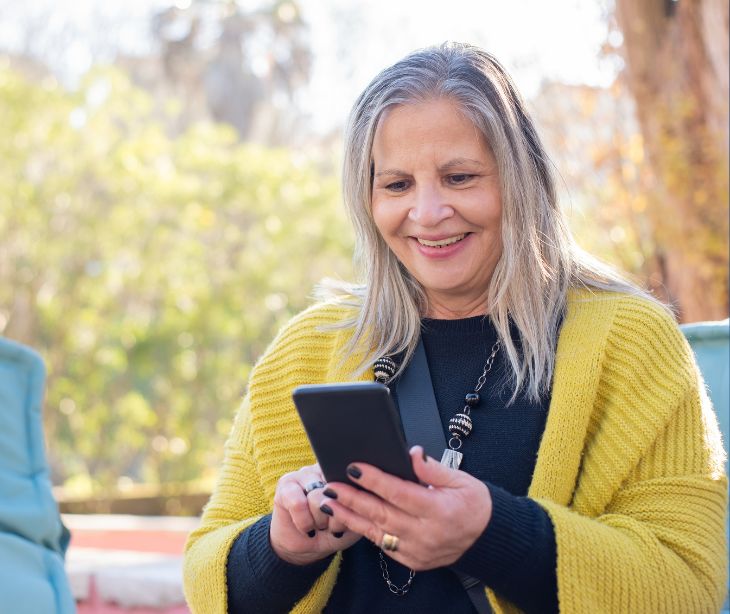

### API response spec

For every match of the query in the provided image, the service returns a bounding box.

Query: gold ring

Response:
[380,532,399,552]
[303,480,326,495]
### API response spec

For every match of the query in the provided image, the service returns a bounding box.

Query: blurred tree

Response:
[614,0,729,321]
[531,81,665,295]
[142,0,312,143]
[0,0,313,145]
[0,63,352,494]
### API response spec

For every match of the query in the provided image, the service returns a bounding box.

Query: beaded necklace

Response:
[371,339,501,595]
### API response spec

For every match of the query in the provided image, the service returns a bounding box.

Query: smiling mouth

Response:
[416,234,467,248]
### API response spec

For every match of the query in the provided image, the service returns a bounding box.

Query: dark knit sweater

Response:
[226,316,558,613]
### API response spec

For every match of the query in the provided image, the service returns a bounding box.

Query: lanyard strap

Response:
[395,338,447,458]
[395,338,493,614]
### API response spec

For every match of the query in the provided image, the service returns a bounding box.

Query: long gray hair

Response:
[328,42,643,401]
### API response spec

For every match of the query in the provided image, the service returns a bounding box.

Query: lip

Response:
[410,233,471,259]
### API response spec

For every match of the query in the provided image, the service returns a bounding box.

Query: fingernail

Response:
[323,488,338,499]
[333,531,344,538]
[320,504,334,516]
[422,448,428,462]
[346,465,362,479]
[307,529,316,538]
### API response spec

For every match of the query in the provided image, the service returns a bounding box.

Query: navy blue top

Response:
[226,315,558,613]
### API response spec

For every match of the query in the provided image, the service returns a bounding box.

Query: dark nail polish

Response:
[323,488,338,499]
[307,529,316,538]
[320,504,334,516]
[333,531,344,538]
[346,465,362,479]
[422,449,428,462]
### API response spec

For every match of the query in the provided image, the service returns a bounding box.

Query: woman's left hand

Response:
[319,445,492,571]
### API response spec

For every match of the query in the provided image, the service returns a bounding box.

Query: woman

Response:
[183,43,727,613]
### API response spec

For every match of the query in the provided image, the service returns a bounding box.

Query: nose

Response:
[407,184,454,227]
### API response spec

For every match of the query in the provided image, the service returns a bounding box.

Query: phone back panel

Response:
[292,382,418,485]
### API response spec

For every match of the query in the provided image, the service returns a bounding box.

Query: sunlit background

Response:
[1,0,727,508]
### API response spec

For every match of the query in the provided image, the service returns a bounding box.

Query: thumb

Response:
[409,445,461,488]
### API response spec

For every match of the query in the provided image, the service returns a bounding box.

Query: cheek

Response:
[469,189,502,228]
[371,201,399,238]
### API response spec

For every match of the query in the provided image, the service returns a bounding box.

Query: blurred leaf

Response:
[1,63,353,492]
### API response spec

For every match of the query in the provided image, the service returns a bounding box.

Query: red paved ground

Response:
[70,530,188,555]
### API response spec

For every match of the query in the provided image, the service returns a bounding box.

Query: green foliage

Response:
[0,63,353,493]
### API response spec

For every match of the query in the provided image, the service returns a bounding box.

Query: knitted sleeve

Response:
[182,392,271,613]
[182,303,356,614]
[226,514,334,612]
[508,296,728,613]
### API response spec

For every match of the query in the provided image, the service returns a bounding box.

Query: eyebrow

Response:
[373,157,486,178]
[440,157,486,171]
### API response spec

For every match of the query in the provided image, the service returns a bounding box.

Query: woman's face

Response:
[370,97,503,318]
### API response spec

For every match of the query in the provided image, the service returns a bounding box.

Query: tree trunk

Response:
[615,0,729,321]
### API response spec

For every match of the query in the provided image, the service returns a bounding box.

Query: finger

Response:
[296,470,328,529]
[275,479,317,536]
[342,461,430,516]
[306,489,339,531]
[409,446,463,488]
[317,489,349,535]
[321,497,413,566]
[298,473,327,496]
[323,514,349,537]
[319,493,395,548]
[321,481,412,539]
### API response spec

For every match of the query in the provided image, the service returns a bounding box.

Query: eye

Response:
[386,180,410,192]
[446,174,474,185]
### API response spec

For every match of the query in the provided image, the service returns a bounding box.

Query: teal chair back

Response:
[680,320,730,471]
[0,337,75,614]
[680,319,729,612]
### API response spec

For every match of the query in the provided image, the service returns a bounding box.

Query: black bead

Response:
[465,392,480,407]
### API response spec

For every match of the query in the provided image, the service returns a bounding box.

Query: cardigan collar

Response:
[528,288,617,504]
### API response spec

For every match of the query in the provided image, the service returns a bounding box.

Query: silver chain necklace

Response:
[379,549,415,595]
[372,339,501,596]
[440,340,500,470]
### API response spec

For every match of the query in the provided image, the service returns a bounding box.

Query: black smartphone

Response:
[292,382,419,486]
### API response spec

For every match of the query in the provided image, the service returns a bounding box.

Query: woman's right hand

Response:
[270,463,361,565]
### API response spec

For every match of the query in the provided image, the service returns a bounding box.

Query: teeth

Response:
[417,234,465,248]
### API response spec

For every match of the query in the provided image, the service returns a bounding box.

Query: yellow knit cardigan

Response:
[183,289,728,613]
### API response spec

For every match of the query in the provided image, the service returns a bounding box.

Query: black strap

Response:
[396,339,447,459]
[395,339,493,614]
